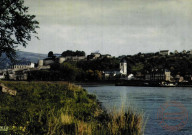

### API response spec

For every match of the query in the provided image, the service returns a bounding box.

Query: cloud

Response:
[20,0,192,56]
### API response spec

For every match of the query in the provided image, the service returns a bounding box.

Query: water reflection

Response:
[83,86,192,135]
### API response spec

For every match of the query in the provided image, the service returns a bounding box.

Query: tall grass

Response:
[0,81,144,135]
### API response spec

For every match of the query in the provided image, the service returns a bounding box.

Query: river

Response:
[83,85,192,135]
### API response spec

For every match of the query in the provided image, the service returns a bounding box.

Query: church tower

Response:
[120,59,127,75]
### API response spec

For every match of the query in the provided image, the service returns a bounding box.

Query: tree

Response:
[61,50,74,57]
[60,63,78,81]
[61,50,86,57]
[94,70,102,80]
[0,0,39,62]
[48,51,54,58]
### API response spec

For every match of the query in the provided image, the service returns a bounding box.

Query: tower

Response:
[120,59,127,75]
[38,60,44,67]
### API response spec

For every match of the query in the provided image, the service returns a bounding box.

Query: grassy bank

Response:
[0,81,143,135]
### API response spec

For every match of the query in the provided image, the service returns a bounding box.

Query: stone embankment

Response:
[0,83,17,96]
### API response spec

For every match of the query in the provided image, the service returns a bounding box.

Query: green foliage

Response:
[124,53,192,76]
[0,0,39,62]
[29,63,79,81]
[62,63,78,81]
[0,81,143,135]
[61,50,85,57]
[0,82,100,134]
[77,57,120,71]
[131,63,144,72]
[48,51,54,58]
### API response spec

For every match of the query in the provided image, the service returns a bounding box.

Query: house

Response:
[160,50,169,55]
[0,72,5,80]
[102,69,121,80]
[14,70,28,80]
[10,61,35,71]
[145,69,171,81]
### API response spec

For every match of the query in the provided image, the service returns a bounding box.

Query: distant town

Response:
[1,49,192,87]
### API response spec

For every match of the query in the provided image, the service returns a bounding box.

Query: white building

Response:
[10,62,35,71]
[120,59,127,75]
[0,72,5,80]
[160,50,170,55]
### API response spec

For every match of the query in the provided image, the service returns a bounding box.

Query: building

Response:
[160,50,170,55]
[38,55,86,67]
[87,53,101,60]
[10,61,35,71]
[103,59,127,79]
[182,50,187,54]
[0,72,5,80]
[102,70,121,80]
[100,54,112,59]
[6,70,15,80]
[91,53,101,58]
[64,56,86,61]
[14,69,28,80]
[145,69,171,81]
[174,50,178,54]
[43,58,55,66]
[119,59,127,75]
[189,50,192,55]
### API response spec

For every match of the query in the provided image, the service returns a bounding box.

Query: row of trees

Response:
[47,50,86,59]
[61,50,85,57]
[27,49,192,81]
[28,62,103,81]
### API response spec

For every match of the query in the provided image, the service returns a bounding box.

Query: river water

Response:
[83,85,192,135]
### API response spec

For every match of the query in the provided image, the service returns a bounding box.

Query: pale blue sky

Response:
[20,0,192,56]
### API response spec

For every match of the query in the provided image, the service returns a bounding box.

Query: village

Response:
[1,49,192,86]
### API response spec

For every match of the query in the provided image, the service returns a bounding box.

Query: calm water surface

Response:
[83,86,192,135]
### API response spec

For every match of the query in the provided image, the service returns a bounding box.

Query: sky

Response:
[19,0,192,56]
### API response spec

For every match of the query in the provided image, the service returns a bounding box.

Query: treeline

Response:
[48,50,86,58]
[61,50,85,57]
[124,52,192,76]
[28,57,120,81]
[28,63,103,81]
[29,50,192,81]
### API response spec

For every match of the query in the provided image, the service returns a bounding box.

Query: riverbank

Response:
[115,80,192,87]
[0,81,143,134]
[75,81,115,87]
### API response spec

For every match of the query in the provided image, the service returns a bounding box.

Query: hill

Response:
[0,51,47,69]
